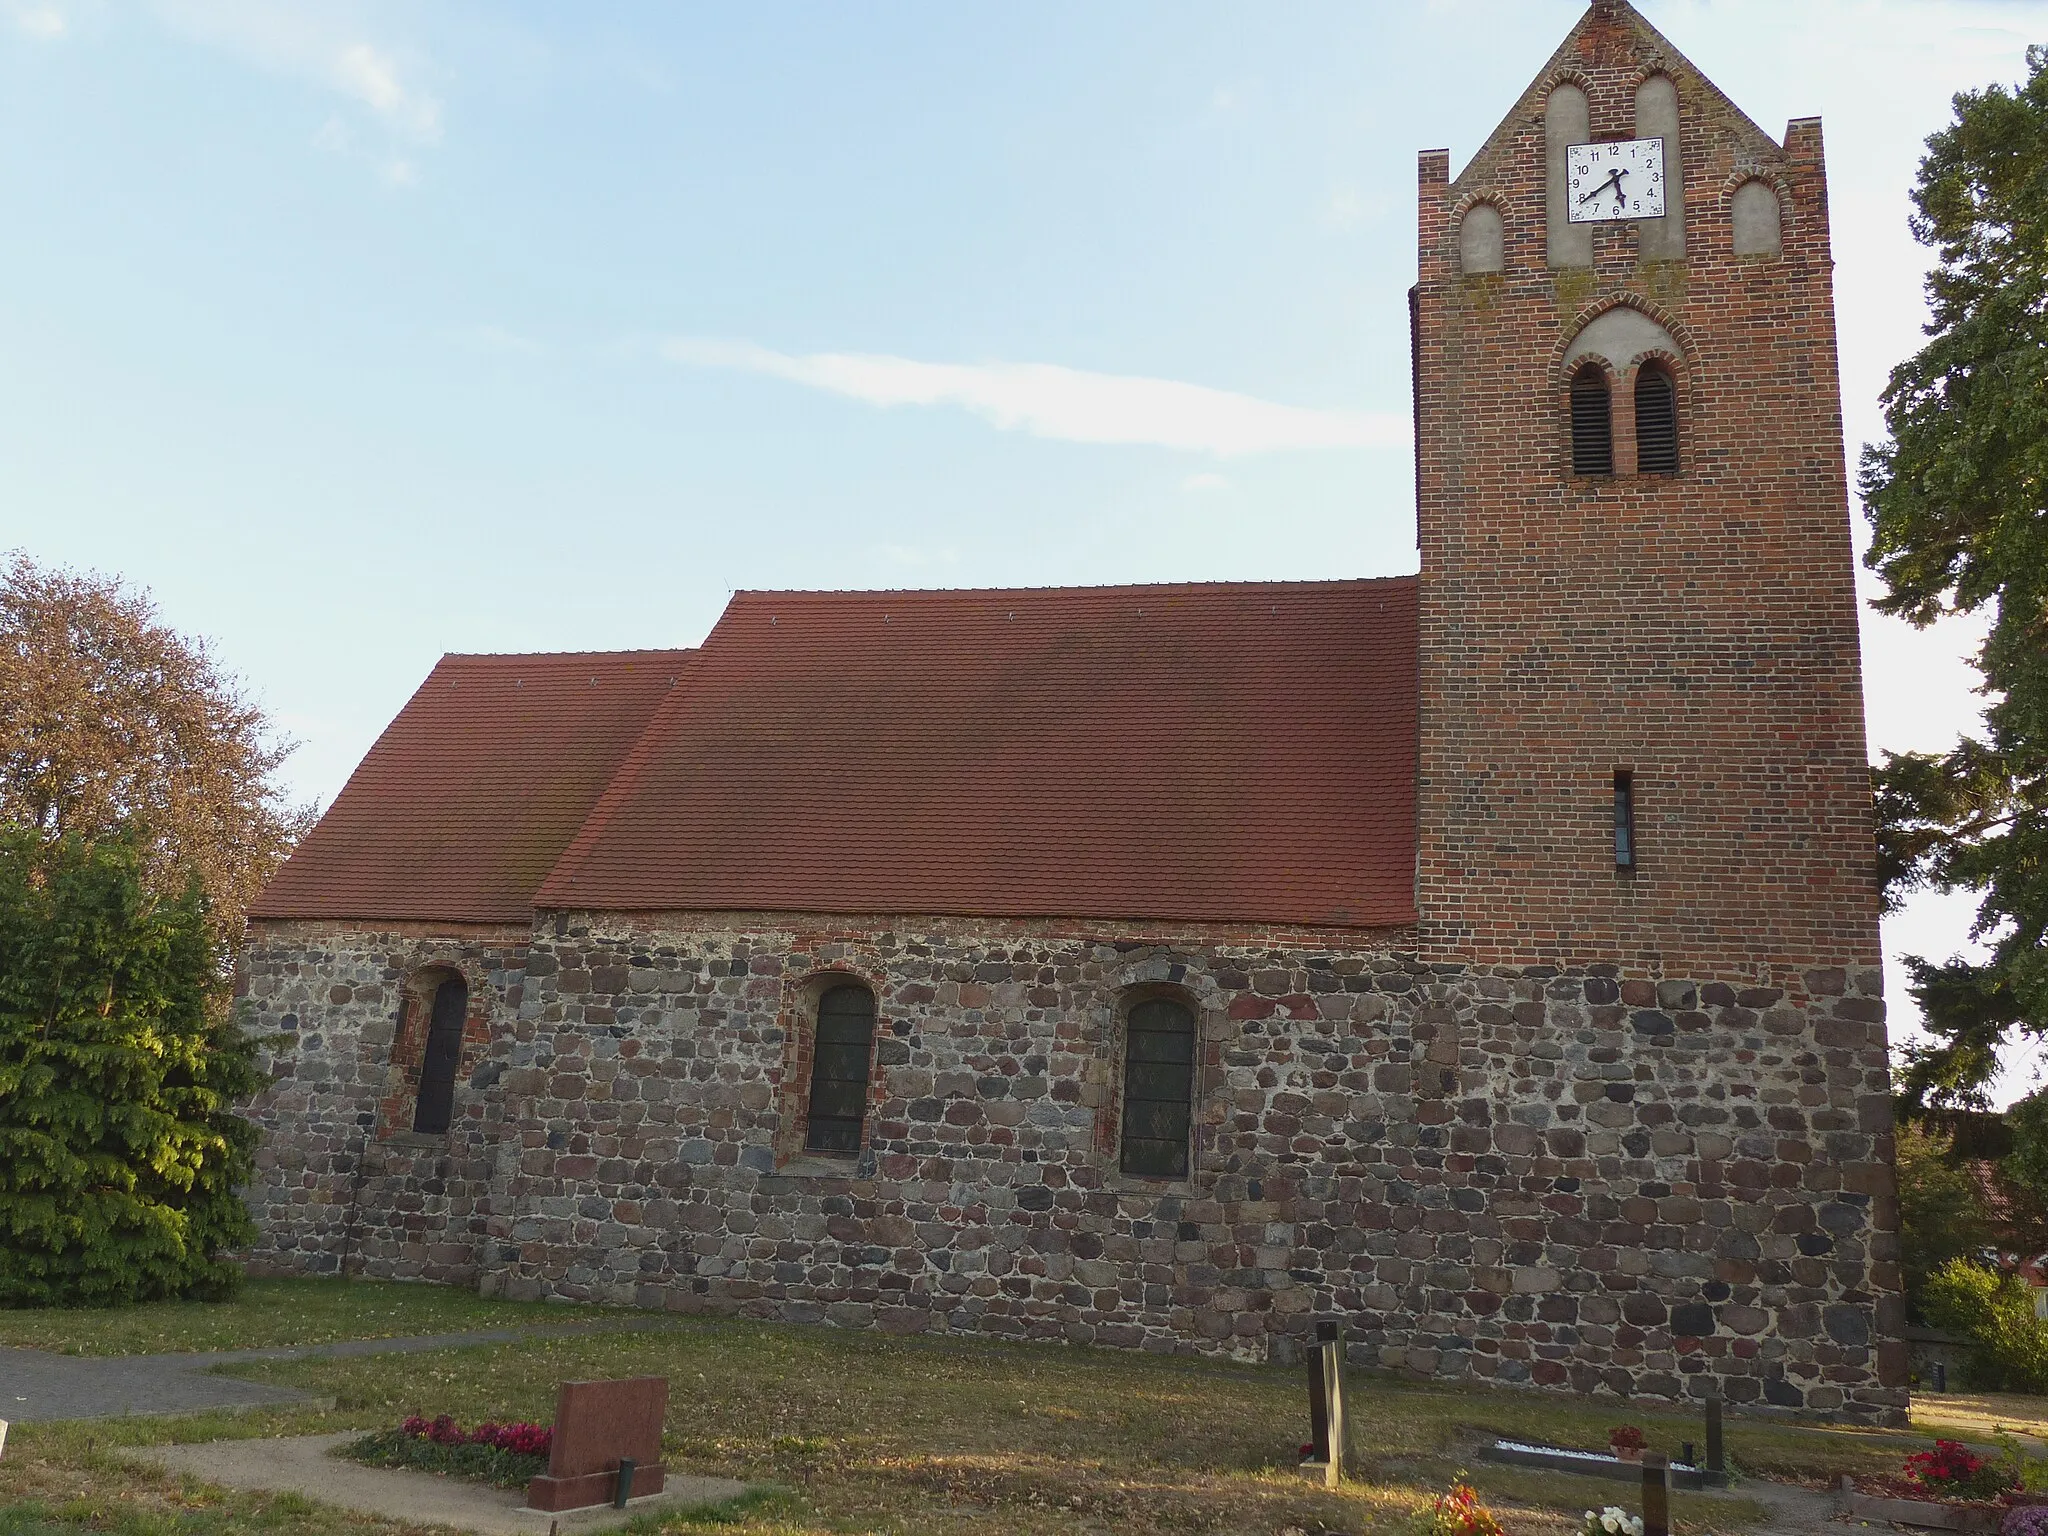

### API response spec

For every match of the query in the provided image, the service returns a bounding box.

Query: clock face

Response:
[1566,137,1667,223]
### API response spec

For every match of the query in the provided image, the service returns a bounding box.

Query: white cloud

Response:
[1182,472,1229,492]
[661,338,1408,458]
[5,2,69,38]
[149,0,440,180]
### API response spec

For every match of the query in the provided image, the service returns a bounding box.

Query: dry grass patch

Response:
[1910,1390,2048,1447]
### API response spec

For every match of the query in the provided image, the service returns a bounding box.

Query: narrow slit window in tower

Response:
[1614,771,1637,870]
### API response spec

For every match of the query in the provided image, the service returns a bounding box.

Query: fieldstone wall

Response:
[237,923,530,1284]
[237,912,1904,1421]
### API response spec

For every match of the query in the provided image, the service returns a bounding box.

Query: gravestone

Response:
[1301,1321,1351,1488]
[1640,1452,1669,1536]
[524,1376,669,1513]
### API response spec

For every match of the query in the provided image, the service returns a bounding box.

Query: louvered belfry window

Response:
[1120,998,1196,1178]
[412,976,468,1134]
[1635,368,1678,474]
[804,984,876,1154]
[1571,367,1613,475]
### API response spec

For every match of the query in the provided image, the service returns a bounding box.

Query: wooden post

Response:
[1704,1396,1723,1475]
[1305,1340,1330,1464]
[1641,1453,1669,1536]
[1319,1325,1349,1488]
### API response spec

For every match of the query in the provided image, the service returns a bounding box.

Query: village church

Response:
[240,0,1904,1421]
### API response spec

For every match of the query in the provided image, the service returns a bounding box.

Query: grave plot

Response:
[524,1376,669,1512]
[1478,1396,1728,1492]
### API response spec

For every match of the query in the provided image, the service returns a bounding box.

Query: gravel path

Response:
[0,1319,671,1422]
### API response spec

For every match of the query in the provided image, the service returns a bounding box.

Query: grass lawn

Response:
[1911,1389,2048,1446]
[0,1278,2027,1535]
[0,1280,574,1357]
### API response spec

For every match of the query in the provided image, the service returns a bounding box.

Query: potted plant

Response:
[1608,1425,1646,1464]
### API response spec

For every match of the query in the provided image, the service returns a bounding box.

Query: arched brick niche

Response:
[773,967,886,1168]
[376,963,487,1140]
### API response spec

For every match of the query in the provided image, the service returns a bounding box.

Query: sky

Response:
[1,0,2039,1102]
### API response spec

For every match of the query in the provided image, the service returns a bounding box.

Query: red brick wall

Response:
[1415,0,1881,985]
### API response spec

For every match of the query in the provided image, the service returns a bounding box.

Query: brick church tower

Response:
[1410,0,1905,1411]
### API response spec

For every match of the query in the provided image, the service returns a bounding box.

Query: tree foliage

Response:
[1861,45,2048,1111]
[0,827,259,1306]
[0,553,311,947]
[1923,1257,2048,1394]
[1895,1122,1998,1317]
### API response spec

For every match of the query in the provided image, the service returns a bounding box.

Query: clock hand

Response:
[1577,169,1624,205]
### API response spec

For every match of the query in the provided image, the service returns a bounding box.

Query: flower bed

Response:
[337,1414,554,1489]
[1836,1438,2048,1535]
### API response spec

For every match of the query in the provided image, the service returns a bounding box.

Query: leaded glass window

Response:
[1120,998,1195,1178]
[804,984,875,1154]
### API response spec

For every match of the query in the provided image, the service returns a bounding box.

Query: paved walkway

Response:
[124,1433,751,1536]
[0,1319,670,1422]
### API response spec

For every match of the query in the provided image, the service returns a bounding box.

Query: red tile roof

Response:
[250,649,693,924]
[538,579,1417,929]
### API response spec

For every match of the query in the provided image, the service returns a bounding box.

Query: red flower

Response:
[1902,1439,2010,1501]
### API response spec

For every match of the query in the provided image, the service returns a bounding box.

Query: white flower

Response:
[1601,1516,1619,1533]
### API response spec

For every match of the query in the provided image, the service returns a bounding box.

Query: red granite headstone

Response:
[524,1377,669,1512]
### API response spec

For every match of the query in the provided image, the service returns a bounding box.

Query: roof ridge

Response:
[727,574,1419,600]
[438,646,699,663]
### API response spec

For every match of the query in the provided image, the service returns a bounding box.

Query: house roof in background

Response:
[537,578,1418,929]
[249,649,693,924]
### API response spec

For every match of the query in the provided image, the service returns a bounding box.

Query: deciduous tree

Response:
[0,553,310,945]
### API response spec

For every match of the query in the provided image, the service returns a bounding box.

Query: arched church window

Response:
[1570,367,1613,476]
[412,975,468,1134]
[1635,367,1679,474]
[803,983,876,1154]
[1120,997,1195,1179]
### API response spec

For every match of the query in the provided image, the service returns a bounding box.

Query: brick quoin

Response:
[237,0,1904,1424]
